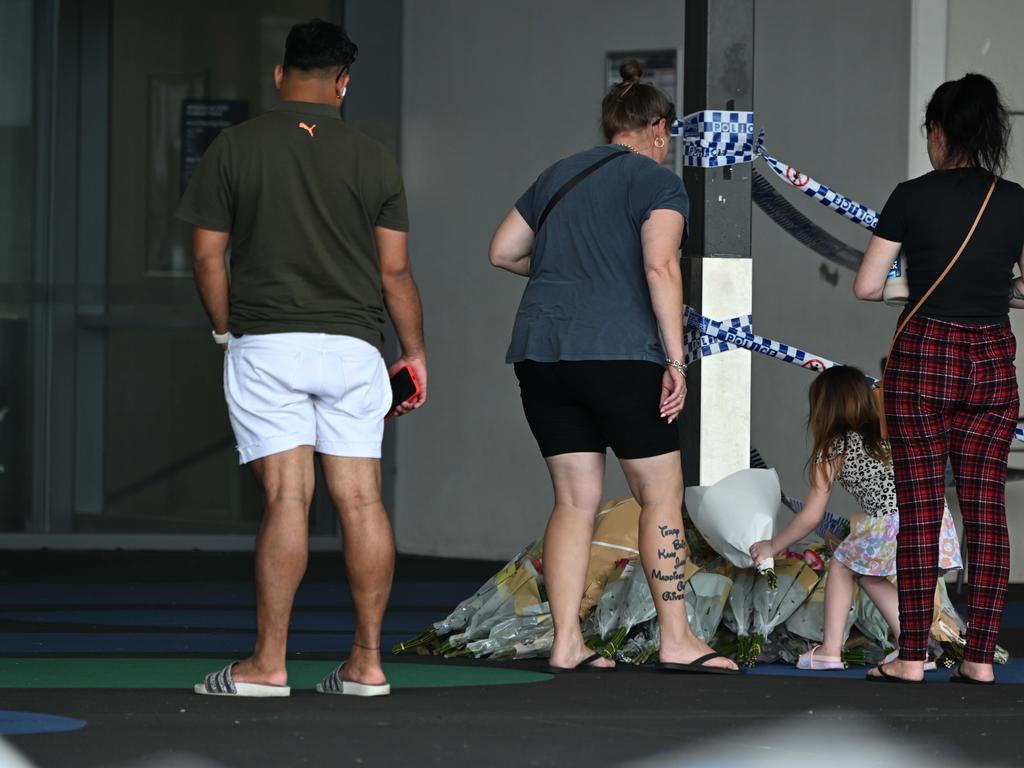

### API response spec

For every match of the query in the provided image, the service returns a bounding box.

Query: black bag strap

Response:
[535,149,631,231]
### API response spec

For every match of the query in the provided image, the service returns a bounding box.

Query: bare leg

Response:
[820,559,855,658]
[321,455,393,686]
[232,446,315,687]
[620,452,737,671]
[544,452,614,669]
[858,575,900,644]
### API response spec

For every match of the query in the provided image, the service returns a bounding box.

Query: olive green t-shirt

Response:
[175,101,408,351]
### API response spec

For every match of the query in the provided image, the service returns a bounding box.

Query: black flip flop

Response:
[865,663,924,684]
[544,652,614,674]
[656,652,742,675]
[950,666,995,685]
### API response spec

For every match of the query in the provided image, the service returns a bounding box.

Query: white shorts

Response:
[224,333,391,464]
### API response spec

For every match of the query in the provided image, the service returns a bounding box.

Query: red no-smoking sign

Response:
[786,166,809,187]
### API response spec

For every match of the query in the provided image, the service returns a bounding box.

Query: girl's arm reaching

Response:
[749,460,835,566]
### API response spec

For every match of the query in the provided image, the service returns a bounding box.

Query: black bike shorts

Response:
[513,360,680,460]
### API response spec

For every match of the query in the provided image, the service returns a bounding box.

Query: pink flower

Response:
[803,549,826,570]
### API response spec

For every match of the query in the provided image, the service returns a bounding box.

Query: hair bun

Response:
[619,58,644,84]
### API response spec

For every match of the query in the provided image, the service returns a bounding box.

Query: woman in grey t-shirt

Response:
[488,60,738,675]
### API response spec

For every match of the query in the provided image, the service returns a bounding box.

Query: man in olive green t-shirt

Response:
[178,19,426,699]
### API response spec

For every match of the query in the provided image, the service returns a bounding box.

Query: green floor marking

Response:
[0,659,551,689]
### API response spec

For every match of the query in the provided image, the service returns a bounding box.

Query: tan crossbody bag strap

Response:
[882,176,998,369]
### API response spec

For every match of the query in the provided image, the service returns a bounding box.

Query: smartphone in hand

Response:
[385,365,421,421]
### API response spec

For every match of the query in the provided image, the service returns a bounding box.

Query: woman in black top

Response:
[855,74,1024,684]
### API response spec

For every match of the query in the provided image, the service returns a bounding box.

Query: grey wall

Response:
[396,0,685,558]
[394,0,911,558]
[750,0,911,519]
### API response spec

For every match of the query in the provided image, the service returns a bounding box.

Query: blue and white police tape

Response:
[671,110,881,229]
[683,308,1024,442]
[672,110,753,140]
[684,312,753,364]
[683,144,756,168]
[756,145,880,231]
[684,308,851,375]
[671,110,756,168]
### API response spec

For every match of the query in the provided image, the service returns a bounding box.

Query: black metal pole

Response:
[679,0,755,487]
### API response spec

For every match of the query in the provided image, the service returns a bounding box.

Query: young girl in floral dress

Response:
[749,365,962,669]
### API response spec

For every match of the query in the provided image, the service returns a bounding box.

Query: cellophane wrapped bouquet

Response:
[395,472,1007,669]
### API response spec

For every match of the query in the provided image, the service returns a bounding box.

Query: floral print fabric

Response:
[827,431,962,577]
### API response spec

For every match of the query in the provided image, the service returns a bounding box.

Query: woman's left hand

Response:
[659,366,686,423]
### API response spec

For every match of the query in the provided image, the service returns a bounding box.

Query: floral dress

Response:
[822,431,962,577]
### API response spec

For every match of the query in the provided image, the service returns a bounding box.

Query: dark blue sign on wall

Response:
[181,99,249,191]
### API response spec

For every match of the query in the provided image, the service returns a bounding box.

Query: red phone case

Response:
[385,365,421,421]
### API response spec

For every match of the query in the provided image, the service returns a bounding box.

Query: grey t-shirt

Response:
[506,145,689,364]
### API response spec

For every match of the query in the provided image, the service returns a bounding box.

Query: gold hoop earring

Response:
[654,136,666,149]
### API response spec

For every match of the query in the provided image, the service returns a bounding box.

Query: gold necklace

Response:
[613,143,639,153]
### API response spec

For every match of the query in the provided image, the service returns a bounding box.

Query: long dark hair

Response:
[925,73,1010,175]
[601,59,676,142]
[807,366,889,478]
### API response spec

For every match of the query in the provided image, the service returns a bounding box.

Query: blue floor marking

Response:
[0,582,480,608]
[0,632,418,654]
[0,609,443,633]
[0,710,86,735]
[744,657,1024,683]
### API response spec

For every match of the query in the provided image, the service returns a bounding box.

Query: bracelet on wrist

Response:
[665,358,687,375]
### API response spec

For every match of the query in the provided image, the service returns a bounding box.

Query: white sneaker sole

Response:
[316,680,391,697]
[193,682,291,697]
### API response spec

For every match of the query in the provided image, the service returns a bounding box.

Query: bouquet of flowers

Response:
[685,469,793,588]
[684,559,734,642]
[930,579,1010,666]
[582,557,658,658]
[722,568,756,664]
[616,618,661,664]
[784,570,857,649]
[745,553,822,665]
[393,540,541,654]
[580,497,641,617]
[449,554,546,654]
[853,586,892,651]
[465,613,552,659]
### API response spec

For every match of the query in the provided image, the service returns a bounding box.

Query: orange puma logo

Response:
[298,122,316,137]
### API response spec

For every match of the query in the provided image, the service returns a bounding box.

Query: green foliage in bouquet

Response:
[582,557,657,659]
[931,579,1010,666]
[681,506,717,567]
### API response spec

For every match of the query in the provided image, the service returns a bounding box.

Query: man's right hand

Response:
[388,355,427,416]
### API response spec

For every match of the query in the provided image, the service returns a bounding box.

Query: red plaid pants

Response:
[885,314,1018,663]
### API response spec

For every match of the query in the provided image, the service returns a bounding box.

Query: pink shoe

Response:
[796,645,846,670]
[883,649,937,671]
